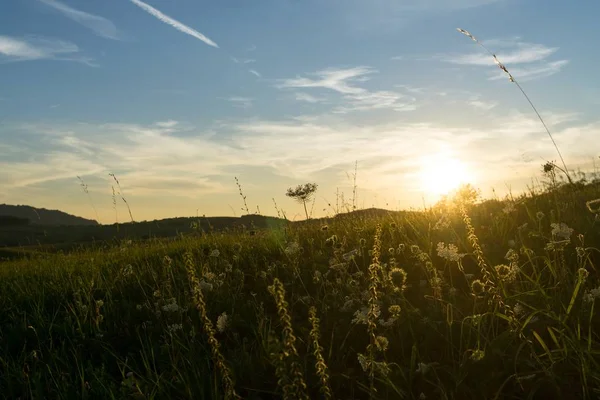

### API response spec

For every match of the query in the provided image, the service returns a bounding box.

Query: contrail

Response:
[129,0,218,48]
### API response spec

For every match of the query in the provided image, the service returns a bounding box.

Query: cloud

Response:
[468,99,497,111]
[277,67,374,94]
[489,60,569,82]
[39,0,119,40]
[445,39,568,81]
[248,69,261,78]
[294,92,325,103]
[278,67,417,112]
[155,120,179,128]
[2,111,598,220]
[231,57,255,64]
[129,0,218,48]
[0,35,95,65]
[225,96,253,109]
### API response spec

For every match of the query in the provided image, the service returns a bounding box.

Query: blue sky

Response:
[1,0,599,223]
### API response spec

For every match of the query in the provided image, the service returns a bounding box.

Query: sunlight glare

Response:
[418,154,474,197]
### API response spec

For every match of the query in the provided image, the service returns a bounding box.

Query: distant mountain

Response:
[0,204,99,226]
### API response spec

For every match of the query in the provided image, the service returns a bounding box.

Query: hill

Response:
[0,204,99,226]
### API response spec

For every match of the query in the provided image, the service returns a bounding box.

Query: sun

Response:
[417,154,473,197]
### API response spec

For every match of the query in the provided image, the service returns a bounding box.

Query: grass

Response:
[1,169,600,399]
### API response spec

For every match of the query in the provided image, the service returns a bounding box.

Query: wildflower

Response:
[419,393,427,400]
[284,241,300,256]
[375,336,389,352]
[551,222,574,240]
[352,305,380,325]
[576,247,586,258]
[359,238,367,247]
[502,202,516,214]
[313,270,322,283]
[216,312,229,333]
[415,362,431,375]
[167,323,183,333]
[388,247,396,255]
[536,211,545,221]
[326,235,338,246]
[357,353,369,372]
[162,298,179,313]
[320,225,328,231]
[210,249,220,257]
[470,279,485,295]
[378,317,397,327]
[389,268,407,290]
[505,249,519,262]
[397,243,405,253]
[436,242,463,262]
[199,280,213,291]
[433,215,450,230]
[342,249,358,261]
[470,349,485,362]
[122,264,134,277]
[95,300,104,308]
[578,268,589,281]
[514,303,524,316]
[388,305,401,317]
[153,290,161,298]
[136,304,143,311]
[494,264,517,282]
[410,245,420,255]
[582,287,600,303]
[259,271,267,279]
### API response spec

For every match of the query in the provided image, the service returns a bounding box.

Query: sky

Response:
[1,0,599,223]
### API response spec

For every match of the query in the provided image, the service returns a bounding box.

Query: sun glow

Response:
[417,153,474,197]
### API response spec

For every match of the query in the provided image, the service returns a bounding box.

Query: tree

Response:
[286,183,318,220]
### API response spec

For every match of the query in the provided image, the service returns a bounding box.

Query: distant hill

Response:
[0,204,99,226]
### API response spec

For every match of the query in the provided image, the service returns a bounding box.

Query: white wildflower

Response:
[502,202,516,214]
[199,280,213,291]
[437,242,462,262]
[284,242,300,256]
[162,298,179,313]
[167,323,183,333]
[551,222,574,240]
[210,249,220,257]
[216,312,229,333]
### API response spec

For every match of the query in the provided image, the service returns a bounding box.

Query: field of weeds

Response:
[1,175,600,400]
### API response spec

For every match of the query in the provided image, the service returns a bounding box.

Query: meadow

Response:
[1,167,600,400]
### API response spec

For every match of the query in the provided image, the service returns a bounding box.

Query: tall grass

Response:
[2,173,600,399]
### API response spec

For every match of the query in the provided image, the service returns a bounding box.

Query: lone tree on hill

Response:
[286,183,318,220]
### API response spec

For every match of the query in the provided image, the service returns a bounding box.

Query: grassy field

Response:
[1,173,600,399]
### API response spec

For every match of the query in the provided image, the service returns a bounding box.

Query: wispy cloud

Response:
[248,69,261,78]
[225,96,253,109]
[294,92,326,103]
[0,35,96,66]
[489,60,569,82]
[445,39,568,81]
[277,67,374,94]
[3,111,598,221]
[231,57,255,64]
[39,0,119,40]
[468,100,497,110]
[278,67,417,112]
[129,0,218,48]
